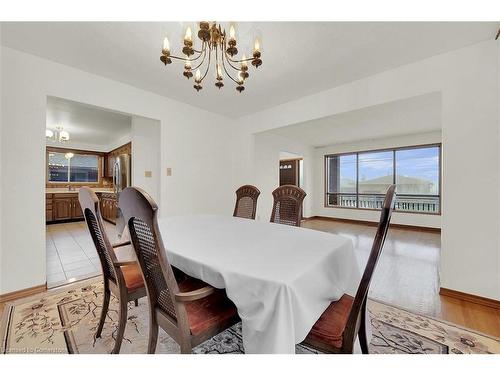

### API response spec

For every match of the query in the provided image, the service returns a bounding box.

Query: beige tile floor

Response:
[46,221,120,288]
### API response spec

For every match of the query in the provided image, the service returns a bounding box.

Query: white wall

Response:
[0,28,3,294]
[233,41,500,300]
[131,116,160,203]
[313,131,442,228]
[0,46,234,294]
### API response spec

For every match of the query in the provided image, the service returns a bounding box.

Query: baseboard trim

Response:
[0,283,47,304]
[440,288,500,310]
[308,216,441,233]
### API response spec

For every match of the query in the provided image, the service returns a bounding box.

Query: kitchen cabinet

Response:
[53,197,73,221]
[99,193,117,224]
[105,154,115,178]
[71,197,84,219]
[48,193,84,223]
[46,193,53,222]
[104,142,131,178]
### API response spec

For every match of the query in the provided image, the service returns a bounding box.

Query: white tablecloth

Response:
[158,215,360,354]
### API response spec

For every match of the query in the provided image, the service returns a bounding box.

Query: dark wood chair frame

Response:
[78,187,147,354]
[119,187,240,354]
[270,184,307,227]
[233,185,260,220]
[302,184,396,354]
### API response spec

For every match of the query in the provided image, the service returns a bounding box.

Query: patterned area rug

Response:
[1,278,499,354]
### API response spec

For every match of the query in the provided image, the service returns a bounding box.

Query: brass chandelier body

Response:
[160,22,262,93]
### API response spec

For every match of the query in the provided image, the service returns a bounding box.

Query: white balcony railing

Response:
[326,193,440,213]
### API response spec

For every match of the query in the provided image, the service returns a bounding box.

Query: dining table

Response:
[157,214,361,354]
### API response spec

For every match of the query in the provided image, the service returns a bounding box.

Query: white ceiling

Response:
[46,96,131,148]
[264,93,441,147]
[2,22,498,118]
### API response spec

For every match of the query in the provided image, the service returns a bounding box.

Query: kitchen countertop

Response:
[46,188,115,194]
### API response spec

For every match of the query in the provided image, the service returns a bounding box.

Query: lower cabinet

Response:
[99,193,117,224]
[46,193,53,222]
[48,193,84,223]
[47,191,115,224]
[53,197,73,221]
[71,197,84,219]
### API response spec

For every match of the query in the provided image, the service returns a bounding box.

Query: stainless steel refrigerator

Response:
[113,154,131,236]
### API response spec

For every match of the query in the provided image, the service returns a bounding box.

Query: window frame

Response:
[324,143,442,215]
[46,147,104,185]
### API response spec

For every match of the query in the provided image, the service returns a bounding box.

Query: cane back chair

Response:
[118,187,240,354]
[78,187,146,354]
[233,185,260,219]
[301,185,396,354]
[270,185,307,227]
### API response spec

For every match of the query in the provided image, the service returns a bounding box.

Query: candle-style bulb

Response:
[254,38,260,52]
[241,54,248,68]
[217,64,223,79]
[229,25,236,40]
[163,37,170,54]
[184,58,191,69]
[195,69,201,83]
[185,26,192,42]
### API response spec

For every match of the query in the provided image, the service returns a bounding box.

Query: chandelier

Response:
[46,126,70,143]
[160,22,262,93]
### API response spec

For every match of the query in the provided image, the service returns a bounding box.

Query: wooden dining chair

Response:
[233,185,260,219]
[270,185,307,227]
[301,184,396,354]
[78,187,147,354]
[118,187,240,354]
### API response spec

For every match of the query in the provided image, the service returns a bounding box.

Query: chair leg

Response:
[147,314,159,354]
[111,297,128,354]
[180,341,192,354]
[359,302,369,354]
[134,299,139,307]
[95,288,110,339]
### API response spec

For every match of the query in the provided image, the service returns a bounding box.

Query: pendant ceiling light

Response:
[46,126,70,143]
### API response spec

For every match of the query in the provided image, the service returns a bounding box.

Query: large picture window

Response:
[48,151,99,183]
[325,144,440,214]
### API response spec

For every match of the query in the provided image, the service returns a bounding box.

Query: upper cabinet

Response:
[104,142,131,178]
[105,154,115,178]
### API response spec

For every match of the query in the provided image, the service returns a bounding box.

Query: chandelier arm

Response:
[191,48,207,71]
[199,47,212,83]
[221,39,242,72]
[168,48,204,62]
[223,51,244,72]
[167,42,206,62]
[215,44,220,70]
[225,54,255,63]
[221,55,241,85]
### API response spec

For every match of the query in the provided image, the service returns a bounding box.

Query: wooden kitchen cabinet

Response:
[71,197,84,219]
[104,142,131,178]
[53,197,72,221]
[48,193,84,223]
[105,154,115,178]
[100,193,117,224]
[46,193,53,222]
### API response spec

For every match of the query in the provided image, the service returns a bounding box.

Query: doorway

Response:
[45,97,161,288]
[279,151,303,188]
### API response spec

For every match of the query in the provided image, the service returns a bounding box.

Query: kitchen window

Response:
[48,151,100,183]
[325,144,441,214]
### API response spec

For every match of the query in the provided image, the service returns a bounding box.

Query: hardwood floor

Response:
[439,295,500,338]
[303,218,500,338]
